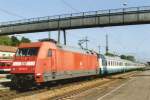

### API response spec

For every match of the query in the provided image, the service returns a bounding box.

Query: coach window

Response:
[111,61,113,66]
[47,49,52,57]
[120,62,121,66]
[117,62,119,66]
[108,61,111,66]
[112,61,114,66]
[109,61,111,66]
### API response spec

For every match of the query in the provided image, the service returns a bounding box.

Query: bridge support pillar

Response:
[57,29,67,45]
[58,30,61,44]
[63,30,66,45]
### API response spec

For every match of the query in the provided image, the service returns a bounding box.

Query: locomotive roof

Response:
[19,42,42,48]
[57,44,96,55]
[19,42,57,49]
[19,42,96,55]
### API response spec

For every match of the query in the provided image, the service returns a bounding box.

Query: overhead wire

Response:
[0,7,25,19]
[60,0,80,12]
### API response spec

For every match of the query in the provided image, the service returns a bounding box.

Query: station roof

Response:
[0,45,17,53]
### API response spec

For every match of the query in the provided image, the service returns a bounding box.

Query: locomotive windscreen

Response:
[16,47,39,56]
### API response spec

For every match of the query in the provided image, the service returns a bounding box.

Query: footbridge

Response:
[1,6,150,35]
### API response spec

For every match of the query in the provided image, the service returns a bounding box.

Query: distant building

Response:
[0,45,17,59]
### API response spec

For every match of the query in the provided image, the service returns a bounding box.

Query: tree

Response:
[0,36,31,46]
[0,36,11,46]
[20,37,31,43]
[105,52,116,57]
[147,62,150,66]
[126,56,135,62]
[120,55,127,59]
[10,36,20,46]
[120,55,135,62]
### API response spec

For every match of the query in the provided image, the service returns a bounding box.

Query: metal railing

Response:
[0,6,150,27]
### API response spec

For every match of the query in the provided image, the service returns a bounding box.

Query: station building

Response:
[0,45,17,59]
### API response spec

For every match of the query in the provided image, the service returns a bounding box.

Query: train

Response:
[99,55,145,75]
[10,41,145,89]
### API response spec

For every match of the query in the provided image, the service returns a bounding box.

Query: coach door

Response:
[51,50,57,73]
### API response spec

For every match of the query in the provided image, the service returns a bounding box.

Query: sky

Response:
[0,0,150,61]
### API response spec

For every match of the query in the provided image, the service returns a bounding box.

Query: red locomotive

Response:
[11,41,99,89]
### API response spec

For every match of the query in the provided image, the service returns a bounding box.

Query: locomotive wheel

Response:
[10,75,19,90]
[10,75,35,90]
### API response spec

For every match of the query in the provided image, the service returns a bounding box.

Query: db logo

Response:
[19,68,27,71]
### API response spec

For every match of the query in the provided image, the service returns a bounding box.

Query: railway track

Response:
[50,72,137,100]
[0,77,98,100]
[0,71,142,100]
[0,71,137,100]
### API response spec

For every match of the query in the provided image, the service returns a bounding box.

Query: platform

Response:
[0,74,11,83]
[70,70,150,100]
[0,78,10,83]
[0,74,8,78]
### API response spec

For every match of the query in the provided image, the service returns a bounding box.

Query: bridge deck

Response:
[1,6,150,35]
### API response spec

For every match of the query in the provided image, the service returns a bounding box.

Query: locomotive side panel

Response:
[42,47,99,82]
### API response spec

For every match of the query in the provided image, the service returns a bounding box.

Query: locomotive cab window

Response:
[47,49,52,57]
[16,47,39,56]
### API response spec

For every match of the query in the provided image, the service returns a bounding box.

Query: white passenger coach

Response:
[99,55,145,75]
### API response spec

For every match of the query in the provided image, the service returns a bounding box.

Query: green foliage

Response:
[105,52,116,57]
[120,55,135,62]
[20,37,31,43]
[147,62,150,66]
[0,36,31,46]
[0,36,11,46]
[120,55,126,59]
[126,56,135,62]
[11,36,20,46]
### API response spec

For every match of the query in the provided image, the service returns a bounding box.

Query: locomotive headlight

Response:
[36,73,42,76]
